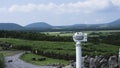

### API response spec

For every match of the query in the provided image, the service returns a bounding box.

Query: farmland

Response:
[43,30,120,36]
[21,53,69,66]
[0,30,120,66]
[0,37,120,65]
[0,51,22,57]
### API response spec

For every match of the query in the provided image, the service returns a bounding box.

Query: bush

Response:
[0,53,5,68]
[38,57,46,61]
[32,57,36,61]
[0,47,2,51]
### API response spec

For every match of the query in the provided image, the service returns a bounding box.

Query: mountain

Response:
[0,19,120,31]
[56,19,120,30]
[67,19,120,30]
[109,19,120,25]
[0,23,24,30]
[93,19,120,29]
[107,19,120,28]
[25,22,53,29]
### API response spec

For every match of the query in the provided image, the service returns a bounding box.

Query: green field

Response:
[43,32,74,36]
[0,51,22,57]
[0,37,120,66]
[21,53,69,66]
[43,30,120,36]
[0,38,120,56]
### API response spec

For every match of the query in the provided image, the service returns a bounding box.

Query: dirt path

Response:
[5,52,55,68]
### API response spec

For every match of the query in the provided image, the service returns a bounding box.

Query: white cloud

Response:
[0,7,7,12]
[37,3,57,11]
[111,0,120,7]
[9,4,36,12]
[0,0,119,14]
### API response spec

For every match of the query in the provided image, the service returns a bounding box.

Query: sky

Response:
[0,0,120,26]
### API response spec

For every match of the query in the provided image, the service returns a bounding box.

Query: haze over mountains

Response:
[0,19,120,31]
[25,22,53,29]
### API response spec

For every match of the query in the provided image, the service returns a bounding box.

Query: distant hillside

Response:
[107,19,120,28]
[109,19,120,25]
[0,23,24,30]
[0,19,120,31]
[66,19,120,30]
[25,22,53,29]
[93,19,120,29]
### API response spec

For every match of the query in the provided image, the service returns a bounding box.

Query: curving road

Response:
[5,52,56,68]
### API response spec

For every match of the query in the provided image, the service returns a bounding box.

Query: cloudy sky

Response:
[0,0,120,26]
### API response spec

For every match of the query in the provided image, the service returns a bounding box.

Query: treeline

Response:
[0,30,72,42]
[0,30,120,46]
[101,32,120,45]
[89,32,120,46]
[0,53,5,68]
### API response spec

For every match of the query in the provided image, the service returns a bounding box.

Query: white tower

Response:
[73,32,87,68]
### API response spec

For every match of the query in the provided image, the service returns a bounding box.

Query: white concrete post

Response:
[73,32,87,68]
[76,42,82,68]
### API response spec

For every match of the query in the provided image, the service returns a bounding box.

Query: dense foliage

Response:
[89,32,120,46]
[0,53,5,68]
[0,30,120,46]
[0,30,72,42]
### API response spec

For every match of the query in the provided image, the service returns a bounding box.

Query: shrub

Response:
[0,53,5,68]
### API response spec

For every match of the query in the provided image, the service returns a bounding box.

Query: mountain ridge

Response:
[0,19,120,31]
[0,23,24,30]
[25,22,53,29]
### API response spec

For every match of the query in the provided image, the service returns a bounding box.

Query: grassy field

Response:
[0,38,120,66]
[45,32,74,36]
[0,30,120,66]
[0,50,22,57]
[0,38,120,56]
[0,47,2,51]
[43,30,120,36]
[21,53,69,66]
[0,38,75,50]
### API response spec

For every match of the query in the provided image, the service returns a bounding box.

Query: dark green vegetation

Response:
[0,53,5,68]
[0,44,5,68]
[21,53,69,66]
[89,32,120,46]
[0,38,75,60]
[0,38,120,65]
[0,30,120,66]
[0,35,120,61]
[0,30,72,42]
[0,30,120,46]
